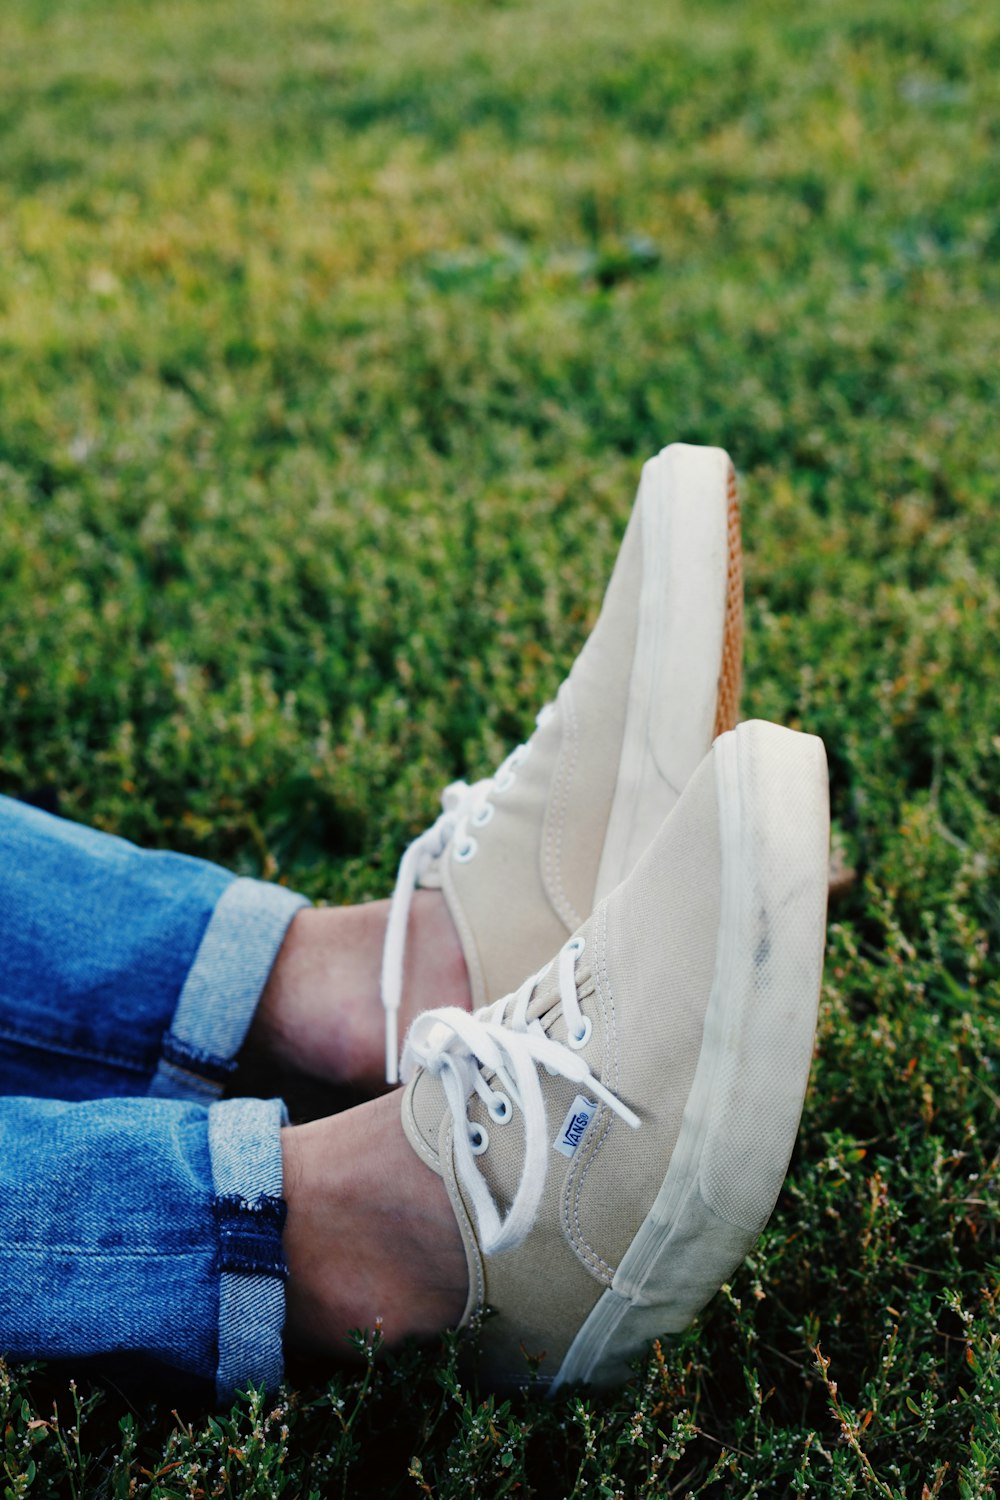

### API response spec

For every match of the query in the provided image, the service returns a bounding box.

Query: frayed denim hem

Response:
[209,1096,289,1405]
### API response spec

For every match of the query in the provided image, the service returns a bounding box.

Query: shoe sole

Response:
[552,719,829,1390]
[594,444,743,904]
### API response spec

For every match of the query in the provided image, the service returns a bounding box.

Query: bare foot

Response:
[281,1089,467,1355]
[247,891,471,1093]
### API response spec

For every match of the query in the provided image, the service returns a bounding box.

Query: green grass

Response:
[1,0,998,1492]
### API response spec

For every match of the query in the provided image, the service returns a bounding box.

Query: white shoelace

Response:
[400,941,640,1257]
[380,705,555,1084]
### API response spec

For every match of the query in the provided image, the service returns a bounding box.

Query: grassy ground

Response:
[1,0,998,1492]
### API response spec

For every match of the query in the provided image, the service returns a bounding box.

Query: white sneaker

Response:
[400,720,829,1390]
[382,443,743,1080]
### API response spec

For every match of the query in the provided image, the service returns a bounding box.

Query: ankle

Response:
[403,889,472,1024]
[281,1091,467,1357]
[251,904,380,1084]
[249,893,471,1092]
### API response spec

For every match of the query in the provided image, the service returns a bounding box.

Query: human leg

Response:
[0,1093,287,1401]
[0,794,470,1102]
[0,797,469,1398]
[0,797,297,1398]
[0,720,828,1403]
[280,1089,467,1357]
[247,892,470,1095]
[281,723,830,1392]
[0,793,307,1100]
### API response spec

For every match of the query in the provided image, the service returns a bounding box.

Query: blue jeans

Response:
[0,795,309,1402]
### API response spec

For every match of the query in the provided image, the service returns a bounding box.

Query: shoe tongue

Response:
[400,933,597,1181]
[522,955,564,1026]
[491,941,596,1037]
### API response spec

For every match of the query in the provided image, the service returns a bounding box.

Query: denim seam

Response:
[149,1063,222,1102]
[161,1034,238,1084]
[0,1024,154,1076]
[0,1246,209,1258]
[215,1257,287,1277]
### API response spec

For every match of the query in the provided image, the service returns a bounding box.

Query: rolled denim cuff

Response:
[208,1095,289,1405]
[150,878,309,1102]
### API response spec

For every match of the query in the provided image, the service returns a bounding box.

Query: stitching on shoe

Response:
[406,1091,486,1321]
[562,901,616,1281]
[405,1081,485,1324]
[407,1128,440,1172]
[542,685,584,932]
[403,1090,443,1173]
[568,1127,615,1281]
[566,904,617,1277]
[444,857,488,1009]
[443,1120,486,1320]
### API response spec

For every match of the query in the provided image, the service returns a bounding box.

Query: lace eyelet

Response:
[568,1015,593,1050]
[453,836,478,863]
[468,1123,489,1155]
[494,769,516,794]
[567,936,586,957]
[488,1092,512,1124]
[471,803,495,828]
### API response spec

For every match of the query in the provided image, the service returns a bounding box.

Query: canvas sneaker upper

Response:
[399,720,830,1391]
[381,442,743,1080]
